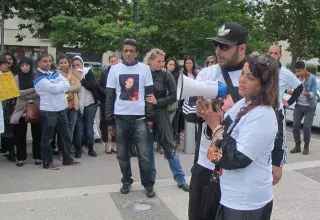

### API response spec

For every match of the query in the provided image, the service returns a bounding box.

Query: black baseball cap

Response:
[207,22,248,45]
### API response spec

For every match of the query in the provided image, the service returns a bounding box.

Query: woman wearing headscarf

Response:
[144,48,189,192]
[72,56,100,158]
[10,57,41,167]
[1,52,19,161]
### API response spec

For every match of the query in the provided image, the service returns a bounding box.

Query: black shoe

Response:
[16,161,24,167]
[75,150,82,158]
[145,186,155,198]
[178,183,190,192]
[290,141,301,154]
[34,160,42,166]
[88,149,97,157]
[120,184,131,194]
[95,138,103,143]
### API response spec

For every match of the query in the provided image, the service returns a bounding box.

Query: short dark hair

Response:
[37,53,51,62]
[57,53,68,63]
[295,60,306,69]
[123,39,138,50]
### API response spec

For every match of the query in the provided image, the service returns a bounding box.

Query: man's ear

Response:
[239,44,247,55]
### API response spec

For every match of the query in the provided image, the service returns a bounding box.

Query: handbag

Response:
[26,101,41,123]
[167,102,178,111]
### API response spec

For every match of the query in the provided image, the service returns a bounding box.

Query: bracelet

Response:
[214,128,224,140]
[212,125,224,136]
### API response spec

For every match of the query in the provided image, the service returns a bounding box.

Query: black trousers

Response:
[154,109,176,158]
[215,200,273,220]
[189,164,215,220]
[14,117,41,161]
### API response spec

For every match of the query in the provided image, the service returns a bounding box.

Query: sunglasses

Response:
[213,42,241,52]
[123,38,137,45]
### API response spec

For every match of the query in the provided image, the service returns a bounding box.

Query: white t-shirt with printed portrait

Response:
[106,62,153,116]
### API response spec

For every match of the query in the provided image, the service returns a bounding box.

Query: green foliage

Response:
[9,0,129,40]
[263,0,320,69]
[10,0,270,64]
[48,0,269,64]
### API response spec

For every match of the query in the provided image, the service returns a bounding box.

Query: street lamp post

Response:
[132,0,138,23]
[1,0,5,54]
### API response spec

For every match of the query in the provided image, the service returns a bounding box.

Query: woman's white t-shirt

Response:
[220,98,278,211]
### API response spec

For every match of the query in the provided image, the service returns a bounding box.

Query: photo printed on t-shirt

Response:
[119,74,139,101]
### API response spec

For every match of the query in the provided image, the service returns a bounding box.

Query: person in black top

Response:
[144,48,189,192]
[98,53,119,154]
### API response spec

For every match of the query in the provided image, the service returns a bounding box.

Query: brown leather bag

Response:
[26,102,41,123]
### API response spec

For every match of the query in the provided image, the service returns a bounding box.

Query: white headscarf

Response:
[73,55,91,77]
[73,55,92,114]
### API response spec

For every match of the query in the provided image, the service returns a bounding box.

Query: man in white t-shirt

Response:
[105,39,156,198]
[267,45,303,184]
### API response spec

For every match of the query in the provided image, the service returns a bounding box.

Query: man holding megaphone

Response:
[185,22,248,220]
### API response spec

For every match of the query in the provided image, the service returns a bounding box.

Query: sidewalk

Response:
[1,160,320,220]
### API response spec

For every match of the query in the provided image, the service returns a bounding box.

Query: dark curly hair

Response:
[236,53,279,122]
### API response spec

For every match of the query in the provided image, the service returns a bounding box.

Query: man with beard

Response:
[183,22,248,220]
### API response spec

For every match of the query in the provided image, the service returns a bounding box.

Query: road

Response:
[0,124,319,220]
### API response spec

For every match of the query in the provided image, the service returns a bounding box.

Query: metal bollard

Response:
[184,120,196,154]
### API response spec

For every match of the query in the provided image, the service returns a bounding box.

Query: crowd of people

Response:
[0,20,318,220]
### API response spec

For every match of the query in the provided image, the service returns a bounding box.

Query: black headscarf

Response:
[18,57,34,90]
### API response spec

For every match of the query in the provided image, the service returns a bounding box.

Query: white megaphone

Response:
[177,74,228,100]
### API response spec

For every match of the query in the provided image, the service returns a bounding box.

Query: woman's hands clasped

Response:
[196,98,223,130]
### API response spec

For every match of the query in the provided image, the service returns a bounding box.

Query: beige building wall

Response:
[1,15,56,59]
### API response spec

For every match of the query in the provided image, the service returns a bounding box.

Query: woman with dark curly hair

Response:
[197,53,279,220]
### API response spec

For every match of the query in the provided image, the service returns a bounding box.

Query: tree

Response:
[263,0,320,70]
[8,0,129,41]
[49,0,269,64]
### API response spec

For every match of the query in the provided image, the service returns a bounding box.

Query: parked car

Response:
[284,86,320,128]
[84,62,102,68]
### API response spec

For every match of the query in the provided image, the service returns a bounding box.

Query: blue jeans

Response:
[40,109,74,168]
[146,131,186,185]
[57,108,78,150]
[74,103,98,147]
[116,118,154,187]
[67,108,78,138]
